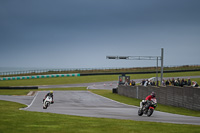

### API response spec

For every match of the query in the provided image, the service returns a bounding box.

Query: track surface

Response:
[1,91,200,125]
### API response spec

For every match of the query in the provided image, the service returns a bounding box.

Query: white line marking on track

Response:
[20,92,39,110]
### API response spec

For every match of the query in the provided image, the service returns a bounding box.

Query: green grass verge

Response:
[0,100,200,133]
[0,71,200,86]
[89,89,200,117]
[0,87,87,95]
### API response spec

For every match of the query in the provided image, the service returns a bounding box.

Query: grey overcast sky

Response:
[0,0,200,69]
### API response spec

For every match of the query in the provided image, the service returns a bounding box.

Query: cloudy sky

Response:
[0,0,200,69]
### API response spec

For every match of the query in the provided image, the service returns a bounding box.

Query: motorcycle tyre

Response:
[138,109,143,116]
[147,109,154,117]
[43,102,49,109]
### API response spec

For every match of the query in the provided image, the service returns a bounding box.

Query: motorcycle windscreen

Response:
[151,98,157,103]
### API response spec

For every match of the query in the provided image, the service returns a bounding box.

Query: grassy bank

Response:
[0,87,87,95]
[0,100,200,133]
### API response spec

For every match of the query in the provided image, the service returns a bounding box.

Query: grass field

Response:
[0,71,200,133]
[0,71,200,86]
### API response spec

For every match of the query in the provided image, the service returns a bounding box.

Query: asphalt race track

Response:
[1,91,200,125]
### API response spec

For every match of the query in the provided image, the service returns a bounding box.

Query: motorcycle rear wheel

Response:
[138,109,143,116]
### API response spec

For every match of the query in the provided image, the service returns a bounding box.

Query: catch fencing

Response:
[118,85,200,111]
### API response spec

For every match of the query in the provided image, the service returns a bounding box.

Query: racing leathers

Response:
[145,95,154,110]
[43,92,54,103]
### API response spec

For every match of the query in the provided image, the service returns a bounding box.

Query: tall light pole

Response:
[160,48,164,86]
[106,48,164,86]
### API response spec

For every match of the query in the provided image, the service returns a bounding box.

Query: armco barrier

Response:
[0,73,80,81]
[118,85,200,111]
[0,86,38,89]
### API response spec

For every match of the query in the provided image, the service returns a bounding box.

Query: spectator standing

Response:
[177,78,180,86]
[174,80,179,86]
[192,81,199,87]
[187,78,191,86]
[141,79,145,86]
[131,80,136,86]
[144,79,149,86]
[168,79,172,86]
[184,79,187,86]
[124,81,129,86]
[152,81,155,86]
[149,80,155,86]
[165,79,170,86]
[180,78,186,87]
[171,78,175,85]
[162,79,165,86]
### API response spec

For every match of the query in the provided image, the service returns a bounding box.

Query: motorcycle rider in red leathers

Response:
[145,92,156,110]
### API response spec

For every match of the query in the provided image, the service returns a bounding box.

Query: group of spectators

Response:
[123,77,199,87]
[125,80,136,86]
[141,79,156,86]
[162,78,199,87]
[139,78,199,87]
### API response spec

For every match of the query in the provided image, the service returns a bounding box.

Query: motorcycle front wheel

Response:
[147,109,154,117]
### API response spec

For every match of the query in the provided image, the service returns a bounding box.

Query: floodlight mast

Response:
[161,48,164,86]
[106,48,164,86]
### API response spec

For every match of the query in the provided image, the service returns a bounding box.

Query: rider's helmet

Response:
[151,92,156,98]
[50,91,53,94]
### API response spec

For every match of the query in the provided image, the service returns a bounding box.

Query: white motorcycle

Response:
[43,96,53,109]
